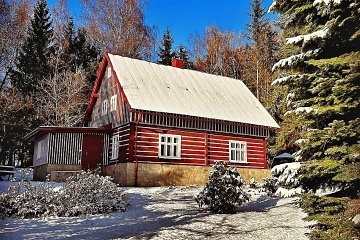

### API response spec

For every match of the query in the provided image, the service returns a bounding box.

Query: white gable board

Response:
[108,54,279,129]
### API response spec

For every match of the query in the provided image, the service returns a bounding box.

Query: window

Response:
[101,100,108,116]
[110,95,117,112]
[158,134,181,158]
[229,141,247,163]
[111,134,119,160]
[107,67,112,78]
[36,141,42,159]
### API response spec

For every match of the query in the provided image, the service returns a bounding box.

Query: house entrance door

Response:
[81,134,104,170]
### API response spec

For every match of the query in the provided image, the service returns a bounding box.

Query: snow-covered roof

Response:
[107,53,279,129]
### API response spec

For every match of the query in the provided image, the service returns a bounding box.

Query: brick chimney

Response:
[171,59,183,69]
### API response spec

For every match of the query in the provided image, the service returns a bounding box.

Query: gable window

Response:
[107,67,112,78]
[111,134,119,160]
[229,141,247,163]
[101,100,108,116]
[110,95,117,112]
[158,134,181,158]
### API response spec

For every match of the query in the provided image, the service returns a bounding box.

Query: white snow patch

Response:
[295,107,314,114]
[295,139,306,146]
[271,76,291,85]
[272,49,320,71]
[313,0,342,6]
[314,184,344,196]
[293,150,303,162]
[276,187,304,198]
[0,184,313,239]
[286,27,329,45]
[285,107,316,116]
[286,92,295,101]
[286,92,296,106]
[268,1,277,13]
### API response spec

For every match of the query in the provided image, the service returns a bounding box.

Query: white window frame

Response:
[229,140,247,163]
[110,95,117,112]
[111,134,120,160]
[101,100,108,116]
[158,134,181,159]
[36,141,42,159]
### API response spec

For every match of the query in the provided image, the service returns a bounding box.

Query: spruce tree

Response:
[157,27,175,66]
[10,0,53,95]
[245,0,267,43]
[73,27,99,72]
[244,0,279,105]
[270,0,360,192]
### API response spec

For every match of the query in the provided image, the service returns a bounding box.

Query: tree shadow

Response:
[238,195,281,212]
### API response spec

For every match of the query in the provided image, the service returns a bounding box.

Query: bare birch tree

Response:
[191,25,245,79]
[81,0,155,59]
[0,0,32,90]
[36,68,87,127]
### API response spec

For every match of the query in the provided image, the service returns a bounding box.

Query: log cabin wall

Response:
[89,66,131,128]
[109,121,267,169]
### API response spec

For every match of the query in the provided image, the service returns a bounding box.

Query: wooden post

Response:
[204,132,209,166]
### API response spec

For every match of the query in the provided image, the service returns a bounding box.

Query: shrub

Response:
[195,161,249,213]
[57,170,129,217]
[0,169,129,219]
[262,177,278,196]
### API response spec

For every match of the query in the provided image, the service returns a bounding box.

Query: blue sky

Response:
[143,0,276,47]
[49,0,276,48]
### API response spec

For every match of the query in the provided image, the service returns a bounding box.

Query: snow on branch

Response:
[268,1,277,13]
[272,49,320,71]
[271,76,291,85]
[313,0,342,6]
[285,106,317,116]
[272,162,301,186]
[286,27,329,45]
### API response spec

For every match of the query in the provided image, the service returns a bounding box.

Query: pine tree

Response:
[245,0,267,44]
[10,0,53,95]
[158,27,175,66]
[73,27,99,72]
[243,0,279,105]
[270,0,360,192]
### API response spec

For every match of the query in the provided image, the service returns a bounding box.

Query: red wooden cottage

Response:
[27,52,279,186]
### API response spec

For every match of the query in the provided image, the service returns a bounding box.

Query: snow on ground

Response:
[0,182,313,240]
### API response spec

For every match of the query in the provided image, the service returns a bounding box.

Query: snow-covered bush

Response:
[195,162,249,214]
[8,179,59,218]
[271,162,304,197]
[272,162,301,187]
[0,169,129,219]
[57,170,129,216]
[0,193,13,219]
[262,177,278,196]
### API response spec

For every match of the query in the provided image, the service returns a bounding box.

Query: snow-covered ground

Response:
[0,182,313,240]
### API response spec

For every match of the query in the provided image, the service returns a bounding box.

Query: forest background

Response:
[0,0,359,239]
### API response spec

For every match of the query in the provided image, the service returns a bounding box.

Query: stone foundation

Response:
[104,163,271,187]
[33,164,82,181]
[34,163,271,186]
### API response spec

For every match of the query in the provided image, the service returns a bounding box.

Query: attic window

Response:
[110,95,117,112]
[101,100,108,116]
[107,67,112,78]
